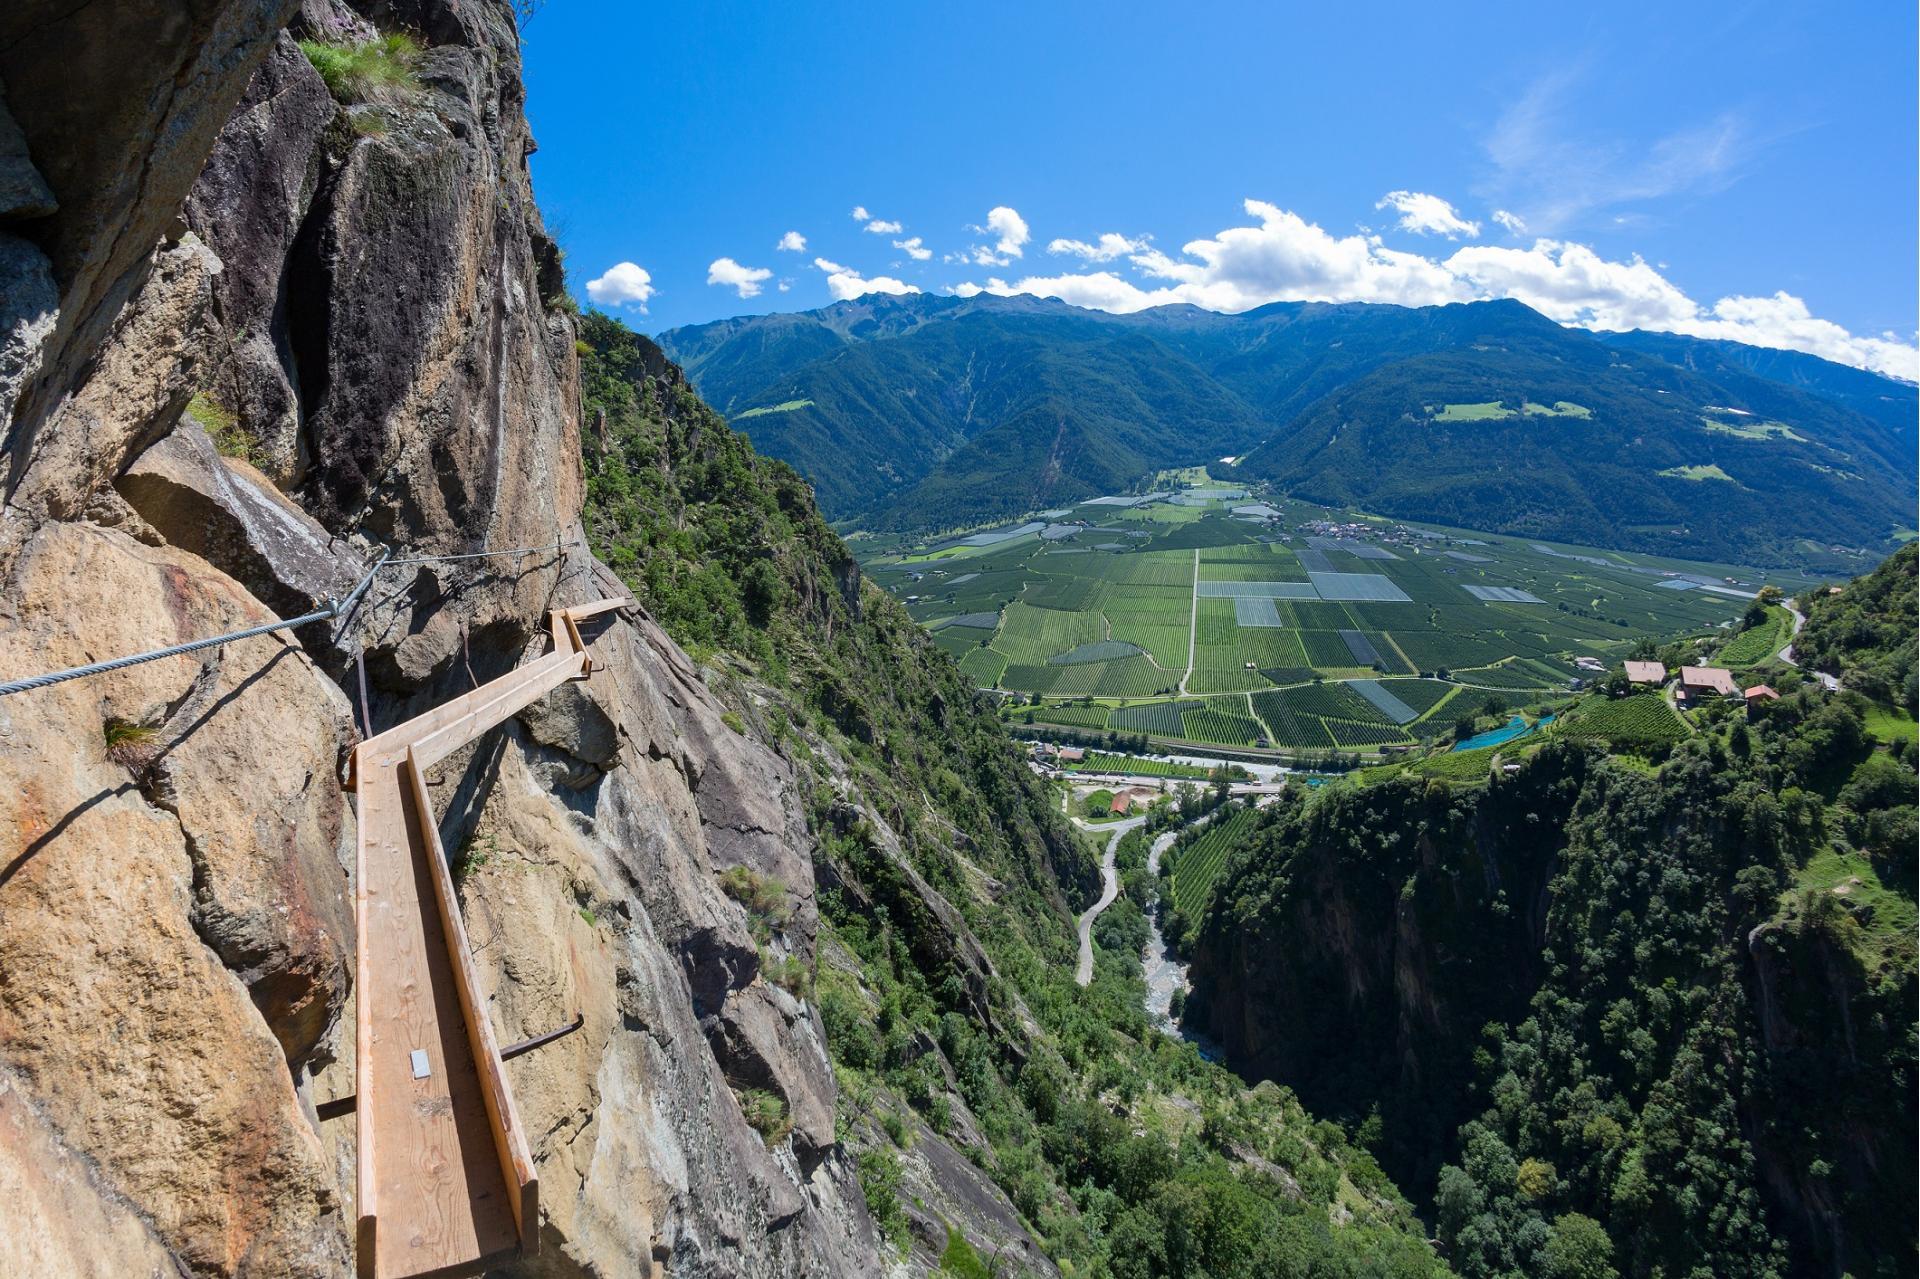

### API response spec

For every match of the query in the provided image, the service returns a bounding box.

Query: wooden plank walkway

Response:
[350,601,625,1278]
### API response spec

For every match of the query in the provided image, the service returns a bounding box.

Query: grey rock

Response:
[182,31,338,486]
[517,680,622,768]
[0,82,57,220]
[0,0,301,494]
[0,232,55,432]
[115,420,364,621]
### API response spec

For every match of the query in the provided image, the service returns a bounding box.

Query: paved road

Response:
[1074,814,1146,986]
[1779,597,1807,664]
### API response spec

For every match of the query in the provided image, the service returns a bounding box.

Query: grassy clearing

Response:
[1658,464,1737,483]
[1434,401,1514,421]
[1701,414,1803,442]
[1783,847,1917,974]
[734,399,814,419]
[1861,702,1918,745]
[1523,400,1592,418]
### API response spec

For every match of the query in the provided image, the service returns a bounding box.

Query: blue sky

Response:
[522,1,1917,376]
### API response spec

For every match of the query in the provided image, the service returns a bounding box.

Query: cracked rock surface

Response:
[0,1,884,1274]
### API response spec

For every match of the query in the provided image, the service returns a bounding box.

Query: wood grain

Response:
[349,600,622,1276]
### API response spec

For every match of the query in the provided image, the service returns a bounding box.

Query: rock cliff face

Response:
[0,2,899,1274]
[1185,757,1584,1194]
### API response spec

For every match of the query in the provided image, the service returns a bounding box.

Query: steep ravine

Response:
[1185,736,1917,1278]
[0,2,889,1273]
[0,5,1469,1278]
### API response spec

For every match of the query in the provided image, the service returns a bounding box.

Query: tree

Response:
[1541,1213,1618,1279]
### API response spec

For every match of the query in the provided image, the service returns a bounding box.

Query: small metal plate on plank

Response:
[410,1049,431,1079]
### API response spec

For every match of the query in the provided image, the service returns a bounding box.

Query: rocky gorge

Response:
[0,2,938,1273]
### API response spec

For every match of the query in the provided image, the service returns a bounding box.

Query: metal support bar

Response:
[314,1012,584,1121]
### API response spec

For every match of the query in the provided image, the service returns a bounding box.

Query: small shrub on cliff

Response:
[103,719,160,773]
[299,32,423,105]
[718,865,791,936]
[736,1088,791,1147]
[760,949,811,998]
[185,392,252,462]
[857,1147,911,1251]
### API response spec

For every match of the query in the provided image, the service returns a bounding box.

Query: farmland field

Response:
[1066,753,1225,779]
[1717,605,1792,667]
[1167,807,1262,916]
[1557,694,1688,746]
[859,482,1818,756]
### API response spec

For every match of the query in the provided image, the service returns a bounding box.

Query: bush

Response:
[858,1146,911,1250]
[736,1088,792,1147]
[299,32,423,105]
[718,865,792,936]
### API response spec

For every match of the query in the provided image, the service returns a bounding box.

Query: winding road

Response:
[1778,597,1807,665]
[1074,814,1146,986]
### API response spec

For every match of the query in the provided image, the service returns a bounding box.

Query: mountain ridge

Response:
[657,294,1914,566]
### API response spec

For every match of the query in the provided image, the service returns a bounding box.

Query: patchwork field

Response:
[859,483,1815,755]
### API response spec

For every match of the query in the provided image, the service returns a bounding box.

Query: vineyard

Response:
[1024,703,1110,729]
[1167,807,1263,916]
[1066,753,1226,779]
[1181,704,1265,746]
[1717,605,1791,667]
[1558,694,1688,746]
[1247,690,1335,748]
[1110,700,1202,735]
[1325,718,1413,747]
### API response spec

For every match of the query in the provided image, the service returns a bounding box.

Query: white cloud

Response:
[1375,190,1480,239]
[850,206,870,221]
[776,230,807,252]
[1491,209,1526,234]
[960,206,1032,266]
[1047,232,1149,261]
[584,261,654,310]
[707,256,773,299]
[893,236,932,261]
[777,278,792,292]
[814,256,921,301]
[864,218,903,235]
[986,206,1029,257]
[942,198,1918,378]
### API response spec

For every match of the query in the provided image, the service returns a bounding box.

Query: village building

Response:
[1676,666,1738,704]
[1623,660,1666,685]
[1744,684,1780,711]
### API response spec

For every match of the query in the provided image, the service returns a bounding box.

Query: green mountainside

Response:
[1793,541,1918,710]
[578,312,1450,1277]
[1597,328,1920,446]
[656,296,1913,567]
[1178,547,1919,1279]
[1238,327,1910,565]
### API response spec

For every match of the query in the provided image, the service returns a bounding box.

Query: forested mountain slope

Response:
[1794,541,1918,709]
[0,2,1448,1275]
[1599,328,1919,445]
[658,295,1914,567]
[1183,553,1919,1278]
[578,311,1454,1277]
[1236,322,1912,565]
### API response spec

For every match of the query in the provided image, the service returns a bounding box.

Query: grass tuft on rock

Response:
[299,32,423,105]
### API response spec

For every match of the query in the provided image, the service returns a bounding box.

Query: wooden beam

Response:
[404,749,538,1257]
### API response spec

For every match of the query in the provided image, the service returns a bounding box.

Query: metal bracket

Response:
[316,1013,584,1121]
